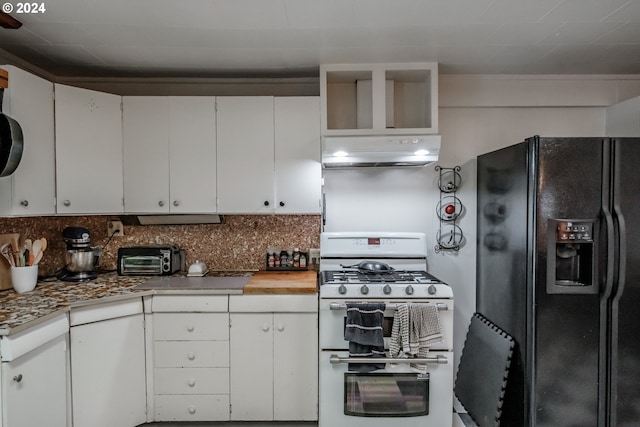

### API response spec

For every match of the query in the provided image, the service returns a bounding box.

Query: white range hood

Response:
[322,134,440,168]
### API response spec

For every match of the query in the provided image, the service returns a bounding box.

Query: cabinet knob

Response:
[188,406,197,415]
[187,352,196,361]
[63,200,71,207]
[173,200,180,207]
[279,201,285,207]
[188,378,196,387]
[262,323,270,332]
[20,200,28,207]
[264,201,270,206]
[158,201,165,207]
[186,324,195,332]
[13,374,23,383]
[277,323,285,332]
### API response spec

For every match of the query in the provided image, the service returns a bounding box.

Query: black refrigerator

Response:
[476,136,640,427]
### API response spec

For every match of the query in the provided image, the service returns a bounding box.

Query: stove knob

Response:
[360,285,369,295]
[428,284,437,295]
[405,285,414,295]
[383,284,392,295]
[338,284,347,295]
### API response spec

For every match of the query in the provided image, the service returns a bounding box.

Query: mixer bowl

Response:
[65,249,96,273]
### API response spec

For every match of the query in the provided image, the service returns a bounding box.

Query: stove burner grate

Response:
[321,270,442,285]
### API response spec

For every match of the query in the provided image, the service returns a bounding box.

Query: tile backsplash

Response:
[0,215,321,277]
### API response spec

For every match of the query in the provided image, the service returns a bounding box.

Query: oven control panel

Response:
[320,232,428,258]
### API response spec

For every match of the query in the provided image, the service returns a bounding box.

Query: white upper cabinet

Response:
[216,96,275,213]
[0,66,55,216]
[123,96,170,213]
[274,97,321,214]
[320,62,438,135]
[54,84,124,214]
[123,96,216,213]
[168,97,217,213]
[217,96,321,214]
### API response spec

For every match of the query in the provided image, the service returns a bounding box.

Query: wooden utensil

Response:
[8,233,20,266]
[31,239,42,265]
[24,238,33,265]
[34,250,43,265]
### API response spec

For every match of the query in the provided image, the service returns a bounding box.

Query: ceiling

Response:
[1,0,640,78]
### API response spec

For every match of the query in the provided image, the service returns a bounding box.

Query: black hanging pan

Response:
[0,86,24,177]
[340,260,395,273]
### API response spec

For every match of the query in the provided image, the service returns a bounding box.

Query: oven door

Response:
[319,351,453,427]
[319,299,453,351]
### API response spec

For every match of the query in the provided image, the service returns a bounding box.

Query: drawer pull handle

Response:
[188,405,196,414]
[186,324,195,332]
[187,352,196,361]
[277,323,285,332]
[13,374,23,383]
[262,323,270,332]
[188,378,196,387]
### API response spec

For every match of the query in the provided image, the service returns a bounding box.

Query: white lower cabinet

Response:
[69,299,146,427]
[0,315,70,427]
[148,295,230,422]
[229,295,318,421]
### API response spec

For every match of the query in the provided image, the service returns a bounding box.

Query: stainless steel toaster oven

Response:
[117,246,185,276]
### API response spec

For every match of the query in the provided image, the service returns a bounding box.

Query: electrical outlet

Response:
[107,220,124,237]
[309,248,320,265]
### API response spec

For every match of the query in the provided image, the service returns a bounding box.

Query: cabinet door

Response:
[0,66,55,216]
[168,96,217,213]
[2,334,69,427]
[123,96,170,213]
[229,313,274,420]
[273,313,318,421]
[70,314,146,427]
[216,96,274,213]
[274,97,322,214]
[55,84,124,214]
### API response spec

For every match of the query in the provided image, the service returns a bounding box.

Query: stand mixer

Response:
[61,226,98,281]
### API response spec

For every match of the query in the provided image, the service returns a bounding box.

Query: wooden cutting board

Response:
[0,233,20,290]
[243,270,318,294]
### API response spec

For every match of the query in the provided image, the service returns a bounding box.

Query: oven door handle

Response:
[329,354,448,365]
[329,302,449,311]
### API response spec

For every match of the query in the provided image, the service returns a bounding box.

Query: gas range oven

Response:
[318,232,454,427]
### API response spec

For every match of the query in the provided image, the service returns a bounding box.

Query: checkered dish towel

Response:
[389,302,443,373]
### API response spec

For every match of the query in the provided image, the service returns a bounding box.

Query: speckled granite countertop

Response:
[0,270,317,336]
[0,272,151,335]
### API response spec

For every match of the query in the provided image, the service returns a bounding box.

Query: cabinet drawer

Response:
[155,394,229,421]
[154,313,229,341]
[154,341,229,368]
[155,367,229,394]
[152,295,228,312]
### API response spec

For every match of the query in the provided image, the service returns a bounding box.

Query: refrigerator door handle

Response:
[602,209,616,300]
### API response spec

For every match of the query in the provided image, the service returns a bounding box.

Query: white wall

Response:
[323,74,640,379]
